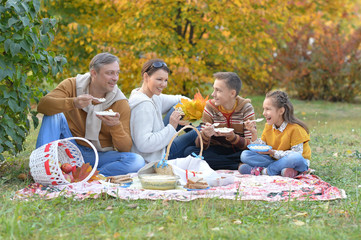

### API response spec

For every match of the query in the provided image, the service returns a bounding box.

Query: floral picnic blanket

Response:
[12,171,347,202]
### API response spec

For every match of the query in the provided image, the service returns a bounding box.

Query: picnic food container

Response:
[138,125,204,189]
[207,173,235,187]
[153,125,203,175]
[29,137,99,186]
[139,174,180,190]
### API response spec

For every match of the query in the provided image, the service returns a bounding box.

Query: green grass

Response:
[1,96,361,239]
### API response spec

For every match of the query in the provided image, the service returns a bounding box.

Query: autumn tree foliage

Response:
[269,1,361,101]
[272,23,361,102]
[43,0,290,95]
[43,0,361,100]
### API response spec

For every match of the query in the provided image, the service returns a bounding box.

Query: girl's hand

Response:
[202,122,216,138]
[169,110,182,129]
[244,119,258,142]
[96,112,120,127]
[257,149,274,156]
[244,120,257,134]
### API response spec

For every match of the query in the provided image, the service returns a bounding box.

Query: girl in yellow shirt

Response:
[239,90,310,178]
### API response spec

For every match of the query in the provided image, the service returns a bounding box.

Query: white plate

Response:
[215,127,234,133]
[95,111,117,116]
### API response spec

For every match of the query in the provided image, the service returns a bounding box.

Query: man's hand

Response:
[96,112,120,127]
[74,94,93,109]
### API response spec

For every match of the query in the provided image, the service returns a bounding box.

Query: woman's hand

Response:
[169,110,182,129]
[96,112,120,127]
[74,94,93,109]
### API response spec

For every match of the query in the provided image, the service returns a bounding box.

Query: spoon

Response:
[251,118,264,123]
[241,118,264,124]
[92,97,106,102]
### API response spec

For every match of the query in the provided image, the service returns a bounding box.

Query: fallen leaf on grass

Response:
[315,147,324,153]
[105,206,113,211]
[345,150,353,156]
[158,226,164,231]
[332,152,338,157]
[328,209,350,218]
[211,227,221,231]
[17,173,28,181]
[294,212,308,217]
[113,232,120,238]
[233,219,242,224]
[320,202,330,210]
[162,199,169,206]
[127,203,138,209]
[146,232,154,238]
[293,220,305,226]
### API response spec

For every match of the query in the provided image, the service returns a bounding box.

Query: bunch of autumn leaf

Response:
[174,90,208,124]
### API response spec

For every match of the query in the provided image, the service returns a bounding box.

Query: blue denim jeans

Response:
[36,113,145,176]
[163,106,198,160]
[240,150,308,176]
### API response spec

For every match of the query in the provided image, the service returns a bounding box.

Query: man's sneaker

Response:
[250,167,264,176]
[281,168,298,178]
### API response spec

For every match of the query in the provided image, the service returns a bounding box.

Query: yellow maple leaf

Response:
[175,90,208,122]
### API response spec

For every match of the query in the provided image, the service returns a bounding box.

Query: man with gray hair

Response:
[36,52,145,176]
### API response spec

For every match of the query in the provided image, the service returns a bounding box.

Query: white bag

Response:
[137,125,235,187]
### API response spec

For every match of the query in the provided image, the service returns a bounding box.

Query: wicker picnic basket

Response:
[154,125,203,175]
[29,137,99,186]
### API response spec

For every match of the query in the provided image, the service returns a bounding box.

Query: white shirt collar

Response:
[273,121,287,132]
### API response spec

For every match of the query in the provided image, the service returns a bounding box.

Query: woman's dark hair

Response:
[141,59,170,78]
[266,90,309,133]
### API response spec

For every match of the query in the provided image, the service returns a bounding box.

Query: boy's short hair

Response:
[213,72,242,95]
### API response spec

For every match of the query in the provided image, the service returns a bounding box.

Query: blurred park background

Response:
[1,0,361,159]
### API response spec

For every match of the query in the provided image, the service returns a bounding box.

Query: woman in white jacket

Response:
[129,59,197,163]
